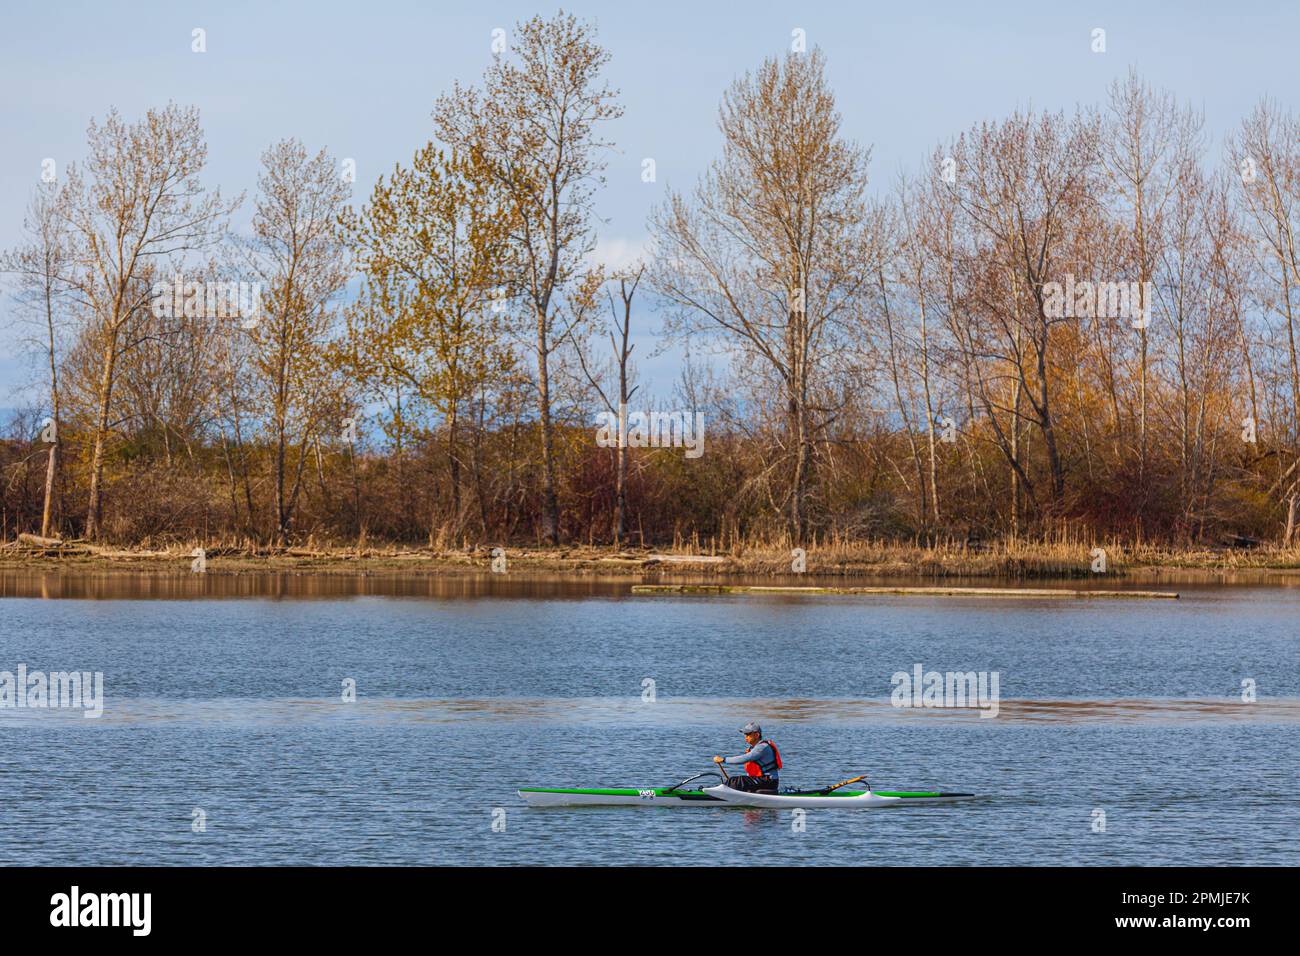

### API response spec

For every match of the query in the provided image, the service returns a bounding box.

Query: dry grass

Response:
[3,533,1300,579]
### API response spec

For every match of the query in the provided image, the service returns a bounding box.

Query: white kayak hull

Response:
[701,784,971,808]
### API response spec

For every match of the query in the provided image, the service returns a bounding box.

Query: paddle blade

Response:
[821,774,867,795]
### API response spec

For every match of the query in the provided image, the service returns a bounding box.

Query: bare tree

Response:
[1,184,71,537]
[246,139,351,542]
[59,104,234,538]
[652,48,879,543]
[574,264,644,544]
[1229,99,1300,538]
[434,12,622,544]
[1103,69,1204,491]
[946,109,1102,515]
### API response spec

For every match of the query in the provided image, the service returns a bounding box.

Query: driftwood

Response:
[632,584,1180,599]
[3,534,93,556]
[642,553,728,565]
[17,533,65,548]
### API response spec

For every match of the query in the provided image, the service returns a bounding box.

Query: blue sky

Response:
[1,0,1296,410]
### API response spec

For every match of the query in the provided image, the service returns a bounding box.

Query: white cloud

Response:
[588,235,653,274]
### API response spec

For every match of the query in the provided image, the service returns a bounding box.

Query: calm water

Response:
[0,572,1296,866]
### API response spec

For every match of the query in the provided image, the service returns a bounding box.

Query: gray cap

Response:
[739,721,762,735]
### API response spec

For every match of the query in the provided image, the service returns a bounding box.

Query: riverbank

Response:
[4,538,1300,581]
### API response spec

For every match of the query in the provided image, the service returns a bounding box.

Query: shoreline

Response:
[3,542,1300,584]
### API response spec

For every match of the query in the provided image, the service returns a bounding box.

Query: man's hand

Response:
[712,755,724,764]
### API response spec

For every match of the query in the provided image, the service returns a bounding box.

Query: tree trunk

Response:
[41,442,58,539]
[474,391,490,541]
[447,404,461,538]
[41,296,61,539]
[537,305,560,544]
[85,332,119,540]
[919,295,940,527]
[790,398,809,545]
[275,418,288,542]
[614,438,627,546]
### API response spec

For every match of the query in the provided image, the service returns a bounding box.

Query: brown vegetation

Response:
[3,17,1300,563]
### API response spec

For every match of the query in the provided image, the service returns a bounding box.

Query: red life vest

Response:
[744,739,782,777]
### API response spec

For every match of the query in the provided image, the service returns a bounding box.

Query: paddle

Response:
[661,770,721,793]
[817,774,869,796]
[663,758,732,794]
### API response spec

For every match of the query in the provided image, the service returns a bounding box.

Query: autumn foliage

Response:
[3,18,1299,552]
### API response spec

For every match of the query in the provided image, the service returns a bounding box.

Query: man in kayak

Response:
[713,722,782,793]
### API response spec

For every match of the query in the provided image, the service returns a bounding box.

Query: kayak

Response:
[518,786,974,808]
[518,780,975,809]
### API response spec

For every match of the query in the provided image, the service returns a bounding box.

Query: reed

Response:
[4,531,1300,578]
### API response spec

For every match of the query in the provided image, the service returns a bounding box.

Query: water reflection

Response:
[4,568,1297,600]
[0,571,633,600]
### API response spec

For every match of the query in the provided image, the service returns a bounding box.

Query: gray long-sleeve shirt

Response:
[723,740,779,777]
